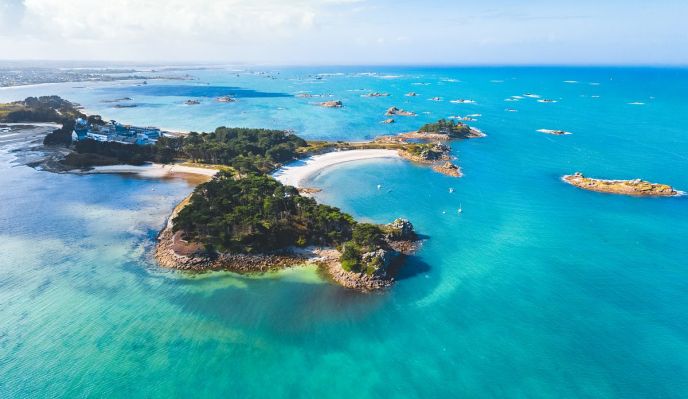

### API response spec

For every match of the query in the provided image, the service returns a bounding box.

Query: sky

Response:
[0,0,686,65]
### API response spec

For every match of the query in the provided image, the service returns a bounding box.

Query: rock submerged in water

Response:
[364,92,390,97]
[319,100,343,108]
[385,106,416,116]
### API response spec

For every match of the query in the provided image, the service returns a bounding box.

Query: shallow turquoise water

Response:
[1,67,688,398]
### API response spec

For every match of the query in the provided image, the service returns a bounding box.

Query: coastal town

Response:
[71,118,163,145]
[0,66,192,87]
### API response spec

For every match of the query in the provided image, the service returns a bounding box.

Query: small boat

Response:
[457,203,463,214]
[449,188,455,193]
[377,184,382,190]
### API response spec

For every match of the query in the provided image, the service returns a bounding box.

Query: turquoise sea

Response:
[1,67,688,398]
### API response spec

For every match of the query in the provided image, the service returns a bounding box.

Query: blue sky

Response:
[0,0,685,65]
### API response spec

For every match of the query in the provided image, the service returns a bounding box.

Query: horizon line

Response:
[0,60,687,69]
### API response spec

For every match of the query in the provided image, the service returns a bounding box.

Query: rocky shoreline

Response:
[372,129,483,178]
[385,106,416,116]
[563,172,681,197]
[397,127,486,141]
[398,146,462,177]
[155,197,419,292]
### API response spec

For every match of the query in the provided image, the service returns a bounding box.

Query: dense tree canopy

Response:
[66,126,308,172]
[178,127,307,172]
[0,96,85,146]
[173,172,356,253]
[418,119,472,137]
[0,96,85,125]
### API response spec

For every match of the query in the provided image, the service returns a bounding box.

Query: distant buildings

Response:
[72,118,162,145]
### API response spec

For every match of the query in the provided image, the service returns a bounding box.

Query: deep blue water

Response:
[1,66,687,398]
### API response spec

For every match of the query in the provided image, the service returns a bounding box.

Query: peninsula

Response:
[563,172,681,197]
[6,96,488,291]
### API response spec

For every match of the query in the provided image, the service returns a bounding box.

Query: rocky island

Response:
[319,100,343,108]
[401,118,486,140]
[537,129,571,135]
[563,172,681,197]
[385,106,416,116]
[370,119,485,177]
[155,171,419,291]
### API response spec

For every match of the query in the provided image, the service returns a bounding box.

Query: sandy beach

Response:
[84,162,219,178]
[272,149,400,188]
[0,122,62,128]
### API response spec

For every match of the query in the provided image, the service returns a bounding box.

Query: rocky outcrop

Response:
[340,218,418,286]
[321,221,419,292]
[433,161,462,177]
[385,106,416,116]
[381,118,395,124]
[319,100,343,108]
[325,257,394,291]
[397,142,463,178]
[398,127,485,141]
[364,92,390,97]
[386,218,416,241]
[537,129,571,136]
[217,96,236,103]
[563,172,680,197]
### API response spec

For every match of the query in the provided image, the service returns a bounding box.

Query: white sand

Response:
[272,149,400,188]
[85,163,219,178]
[0,122,62,128]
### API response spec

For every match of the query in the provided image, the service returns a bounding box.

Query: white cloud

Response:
[0,0,26,32]
[0,0,685,65]
[0,0,364,61]
[19,0,343,42]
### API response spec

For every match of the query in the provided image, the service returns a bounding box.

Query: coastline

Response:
[154,197,414,291]
[79,162,219,179]
[272,149,400,188]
